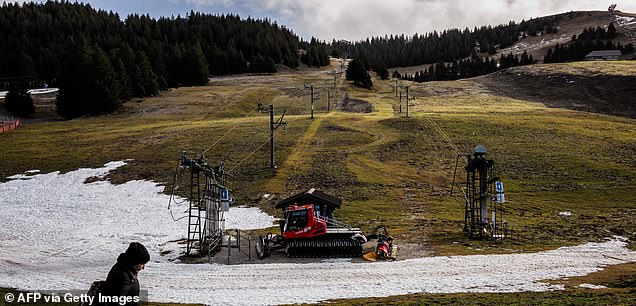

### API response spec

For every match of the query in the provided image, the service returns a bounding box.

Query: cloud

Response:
[178,0,636,41]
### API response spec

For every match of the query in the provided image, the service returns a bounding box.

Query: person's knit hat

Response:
[124,242,150,265]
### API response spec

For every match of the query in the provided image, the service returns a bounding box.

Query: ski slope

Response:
[1,162,635,305]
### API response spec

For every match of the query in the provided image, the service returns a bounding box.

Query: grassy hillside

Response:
[480,62,636,118]
[2,59,635,250]
[1,59,635,303]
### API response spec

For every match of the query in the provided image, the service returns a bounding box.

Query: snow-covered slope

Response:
[1,162,635,305]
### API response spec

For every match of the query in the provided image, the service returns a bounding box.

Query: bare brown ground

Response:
[479,65,636,118]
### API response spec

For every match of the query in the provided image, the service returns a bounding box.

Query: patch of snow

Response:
[1,162,636,305]
[578,283,607,289]
[0,88,59,98]
[498,33,572,55]
[615,16,636,28]
[559,211,572,217]
[27,88,59,95]
[225,206,276,230]
[140,240,636,305]
[7,169,43,180]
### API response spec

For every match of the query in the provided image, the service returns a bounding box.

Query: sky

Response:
[15,0,636,41]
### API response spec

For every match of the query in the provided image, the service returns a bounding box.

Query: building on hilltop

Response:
[585,50,622,61]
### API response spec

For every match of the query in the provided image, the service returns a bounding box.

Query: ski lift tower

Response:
[180,151,232,255]
[462,145,506,240]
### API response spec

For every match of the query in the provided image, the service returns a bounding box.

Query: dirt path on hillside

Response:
[263,62,352,194]
[259,77,434,260]
[263,113,334,194]
[259,101,391,183]
[343,91,434,258]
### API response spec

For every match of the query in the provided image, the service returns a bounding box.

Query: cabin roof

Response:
[585,50,621,57]
[275,188,342,209]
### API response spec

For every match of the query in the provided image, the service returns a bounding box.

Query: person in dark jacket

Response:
[100,242,150,306]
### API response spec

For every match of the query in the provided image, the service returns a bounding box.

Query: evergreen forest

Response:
[330,15,559,70]
[543,24,635,62]
[0,1,308,117]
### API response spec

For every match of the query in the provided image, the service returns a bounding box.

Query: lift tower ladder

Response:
[181,151,230,255]
[183,152,203,255]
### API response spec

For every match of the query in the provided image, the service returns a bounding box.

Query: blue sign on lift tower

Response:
[220,188,229,201]
[495,181,505,203]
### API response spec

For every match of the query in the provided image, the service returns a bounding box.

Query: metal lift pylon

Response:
[461,145,507,240]
[180,151,230,255]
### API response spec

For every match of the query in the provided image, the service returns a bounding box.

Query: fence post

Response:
[227,235,231,263]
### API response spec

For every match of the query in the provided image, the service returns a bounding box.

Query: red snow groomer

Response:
[256,188,367,258]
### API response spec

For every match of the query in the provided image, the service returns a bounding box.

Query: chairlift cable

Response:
[202,108,260,155]
[220,81,319,175]
[227,111,306,174]
[228,135,274,173]
[422,113,464,156]
[168,160,190,222]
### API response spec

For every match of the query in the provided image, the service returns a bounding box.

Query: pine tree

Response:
[264,56,277,73]
[346,57,372,89]
[521,51,530,65]
[56,43,95,118]
[208,46,228,75]
[607,23,617,39]
[4,87,35,117]
[91,47,121,113]
[111,57,132,100]
[181,44,209,85]
[135,51,159,96]
[488,44,496,55]
[376,63,389,80]
[56,43,122,118]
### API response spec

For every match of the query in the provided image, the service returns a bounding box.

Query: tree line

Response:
[301,38,331,67]
[544,23,635,63]
[0,1,311,118]
[395,50,535,83]
[330,14,559,70]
